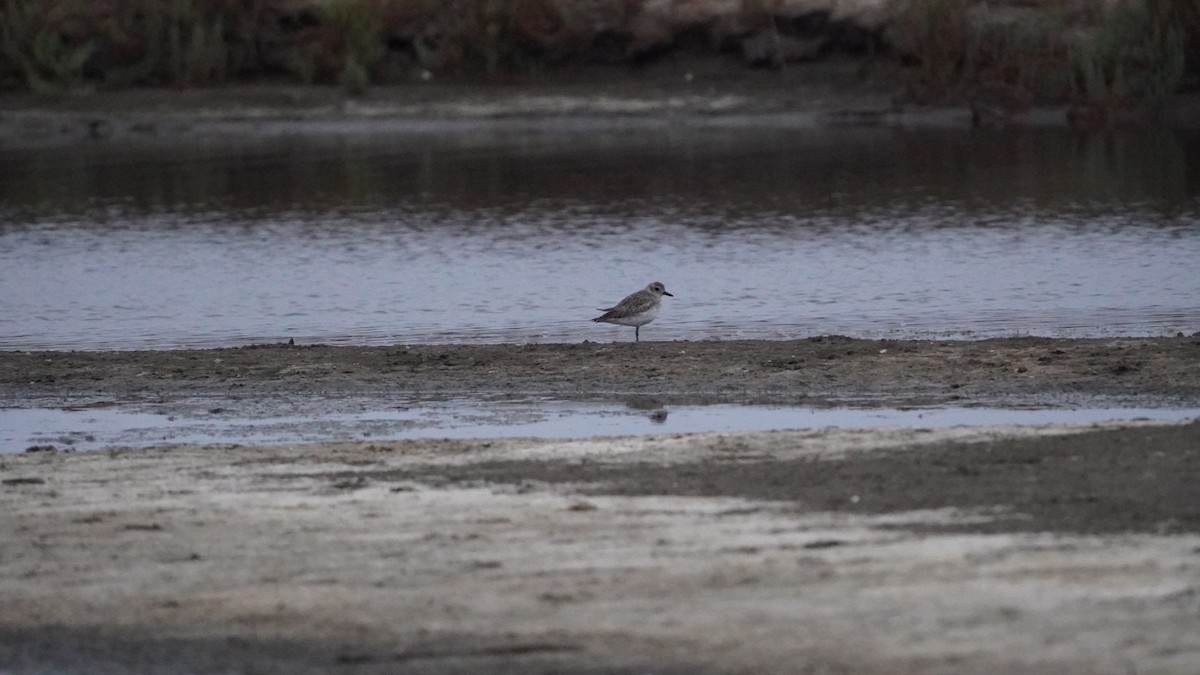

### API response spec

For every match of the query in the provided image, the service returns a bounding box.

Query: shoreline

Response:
[4,336,1198,410]
[3,337,1199,672]
[4,77,1200,148]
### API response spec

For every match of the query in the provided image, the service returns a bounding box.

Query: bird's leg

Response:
[635,326,640,342]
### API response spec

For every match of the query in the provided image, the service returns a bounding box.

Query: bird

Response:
[592,282,673,342]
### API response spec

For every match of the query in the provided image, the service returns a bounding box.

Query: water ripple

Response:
[2,127,1199,350]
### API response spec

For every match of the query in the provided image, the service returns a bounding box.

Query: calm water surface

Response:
[1,125,1197,350]
[3,400,1196,453]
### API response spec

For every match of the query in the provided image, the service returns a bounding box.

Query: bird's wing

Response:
[605,292,655,319]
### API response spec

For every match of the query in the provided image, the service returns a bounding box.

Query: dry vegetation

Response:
[0,0,1197,118]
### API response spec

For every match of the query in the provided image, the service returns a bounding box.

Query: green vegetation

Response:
[0,0,593,93]
[1071,0,1187,110]
[277,0,385,89]
[0,0,96,95]
[887,0,1197,116]
[402,0,588,75]
[0,0,1195,109]
[888,0,972,101]
[97,0,234,87]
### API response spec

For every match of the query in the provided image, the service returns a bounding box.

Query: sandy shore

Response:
[2,423,1199,674]
[2,337,1199,673]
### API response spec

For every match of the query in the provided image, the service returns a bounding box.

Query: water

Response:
[2,400,1195,453]
[1,125,1198,350]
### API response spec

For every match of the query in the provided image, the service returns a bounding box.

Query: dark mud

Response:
[3,336,1198,411]
[367,421,1200,535]
[0,62,906,146]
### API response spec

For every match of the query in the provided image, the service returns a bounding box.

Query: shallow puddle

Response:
[2,400,1196,453]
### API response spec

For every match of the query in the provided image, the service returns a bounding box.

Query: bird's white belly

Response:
[606,304,659,327]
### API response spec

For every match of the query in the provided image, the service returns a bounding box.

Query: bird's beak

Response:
[663,291,674,297]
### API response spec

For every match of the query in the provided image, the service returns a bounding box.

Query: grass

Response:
[1070,0,1187,112]
[0,0,96,94]
[888,0,972,102]
[888,0,1194,115]
[0,0,1194,106]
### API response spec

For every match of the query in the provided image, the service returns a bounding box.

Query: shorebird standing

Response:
[592,282,673,342]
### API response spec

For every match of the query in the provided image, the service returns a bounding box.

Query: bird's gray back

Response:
[599,290,657,319]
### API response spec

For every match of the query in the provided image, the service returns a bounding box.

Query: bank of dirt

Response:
[0,61,914,148]
[3,0,1200,139]
[4,64,1199,150]
[1,336,1199,673]
[3,336,1198,410]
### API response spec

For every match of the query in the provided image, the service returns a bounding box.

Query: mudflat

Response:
[2,336,1199,674]
[3,335,1199,408]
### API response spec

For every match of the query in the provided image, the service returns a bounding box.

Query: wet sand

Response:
[2,337,1200,673]
[4,336,1199,409]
